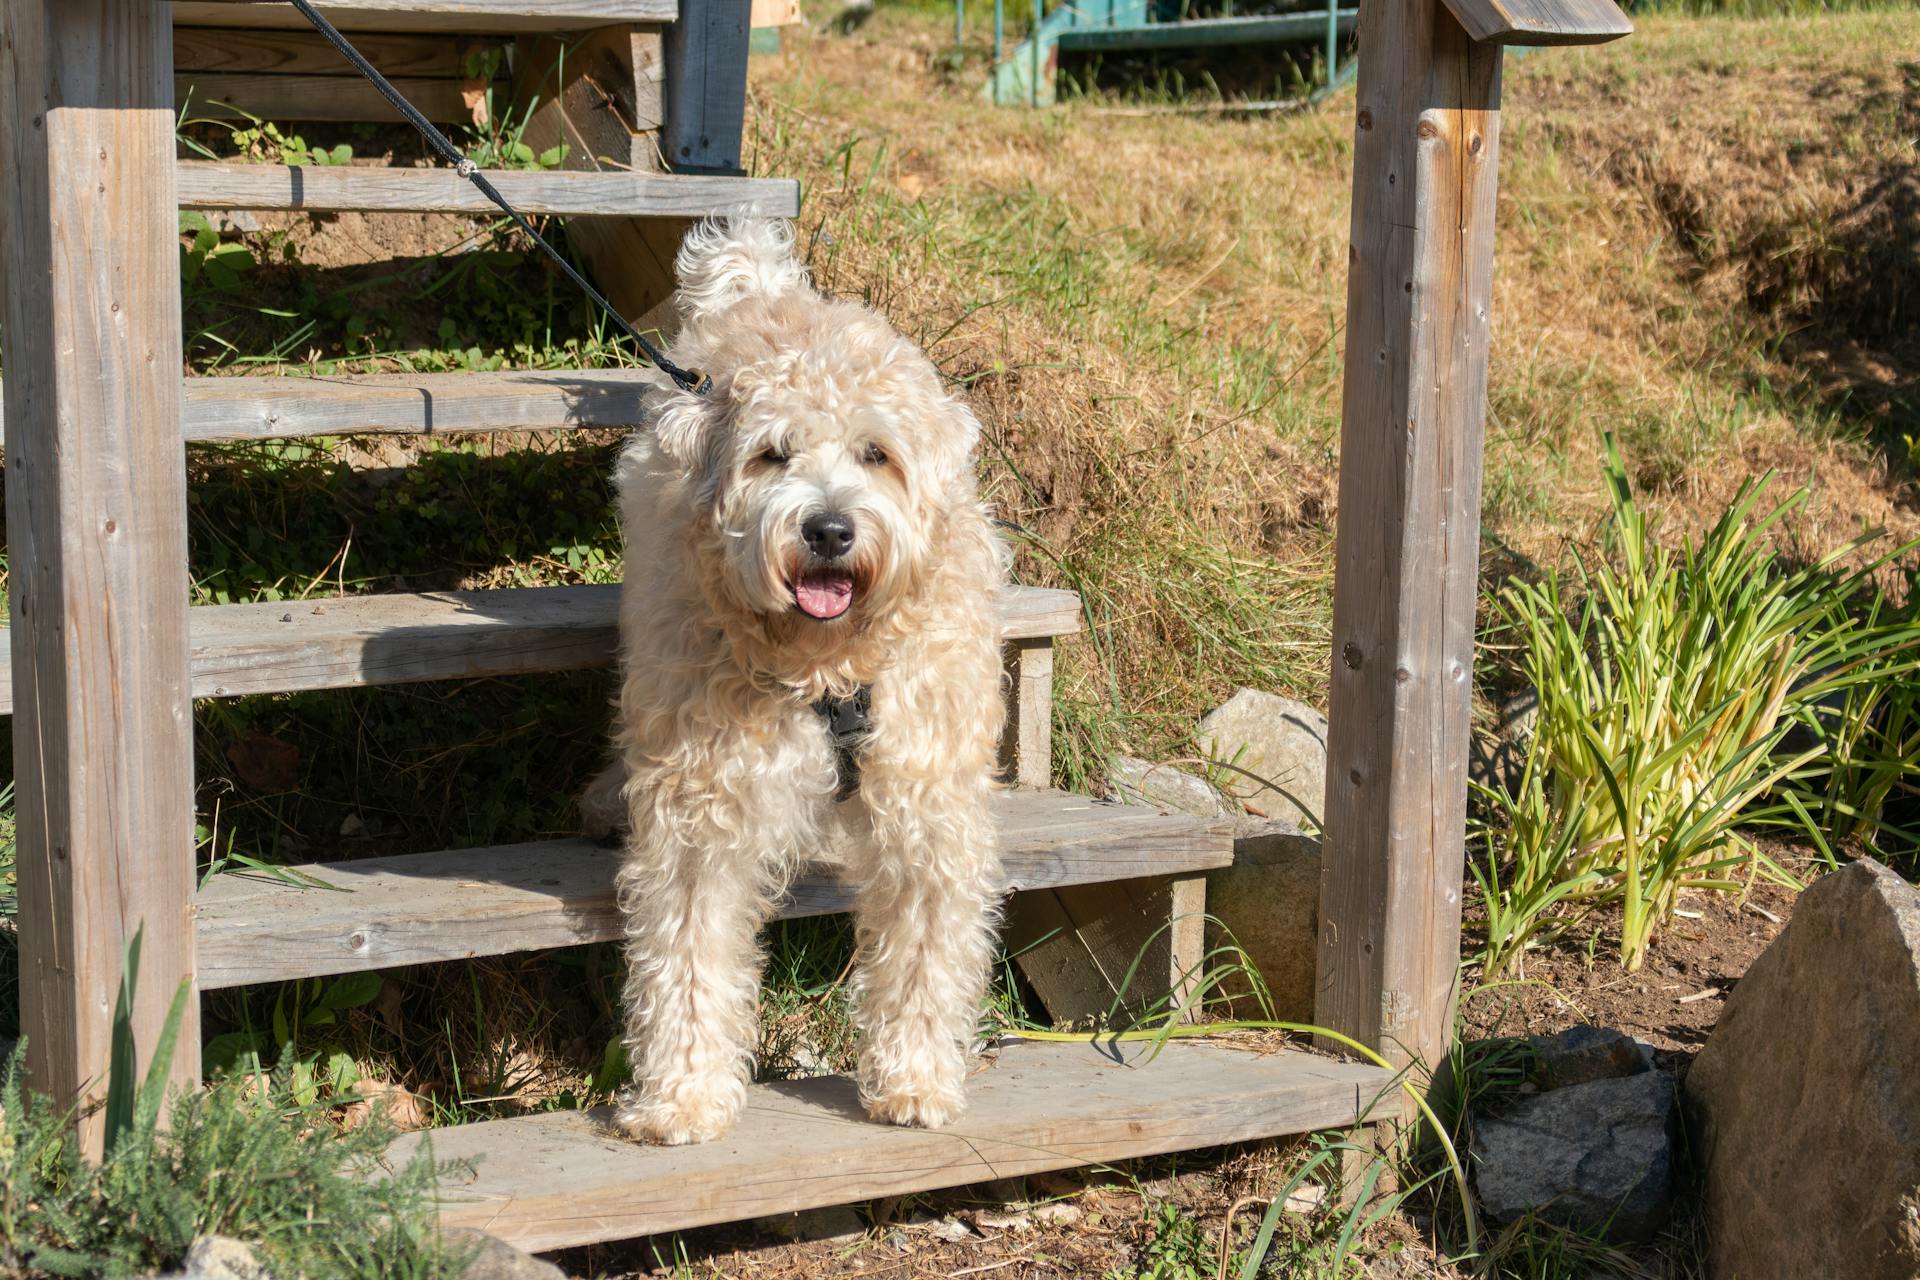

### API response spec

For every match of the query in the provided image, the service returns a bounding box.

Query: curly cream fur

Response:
[601,218,1007,1144]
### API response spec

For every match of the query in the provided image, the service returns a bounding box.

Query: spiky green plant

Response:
[1477,436,1920,972]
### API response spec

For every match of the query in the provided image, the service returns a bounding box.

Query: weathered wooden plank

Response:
[512,26,683,319]
[0,0,200,1149]
[1315,0,1502,1074]
[663,0,752,173]
[1007,873,1211,1023]
[175,161,798,216]
[1439,0,1630,45]
[172,1,680,33]
[0,585,1080,713]
[0,370,660,447]
[999,638,1054,788]
[174,27,476,76]
[514,26,665,169]
[389,1039,1396,1251]
[184,369,661,440]
[194,791,1234,987]
[178,73,494,124]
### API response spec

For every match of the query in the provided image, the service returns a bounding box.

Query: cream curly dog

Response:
[585,218,1007,1145]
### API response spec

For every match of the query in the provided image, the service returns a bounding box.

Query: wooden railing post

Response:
[0,0,199,1149]
[1313,0,1629,1077]
[664,0,754,174]
[1313,0,1503,1075]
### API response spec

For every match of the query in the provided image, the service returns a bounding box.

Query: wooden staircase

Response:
[0,0,1405,1256]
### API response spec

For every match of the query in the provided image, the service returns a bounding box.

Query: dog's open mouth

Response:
[793,569,856,621]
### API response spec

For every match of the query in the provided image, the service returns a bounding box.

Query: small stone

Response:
[968,1209,1032,1232]
[927,1215,976,1243]
[1107,755,1234,818]
[1284,1185,1326,1215]
[1195,688,1328,826]
[1527,1026,1648,1090]
[885,1230,911,1254]
[1032,1202,1084,1227]
[1472,1071,1677,1243]
[182,1237,274,1280]
[1470,688,1539,797]
[440,1230,565,1280]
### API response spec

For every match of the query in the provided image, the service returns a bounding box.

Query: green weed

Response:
[1476,436,1920,972]
[0,935,462,1279]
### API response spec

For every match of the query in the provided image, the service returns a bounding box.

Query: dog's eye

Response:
[860,443,889,467]
[759,446,790,466]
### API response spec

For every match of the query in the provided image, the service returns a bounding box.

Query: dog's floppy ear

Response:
[674,218,809,323]
[651,384,725,477]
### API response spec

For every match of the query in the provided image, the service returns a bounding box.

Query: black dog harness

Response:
[812,687,873,801]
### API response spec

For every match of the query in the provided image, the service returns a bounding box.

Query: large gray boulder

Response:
[1203,822,1320,1021]
[1687,858,1920,1280]
[1195,689,1327,827]
[1472,1070,1677,1243]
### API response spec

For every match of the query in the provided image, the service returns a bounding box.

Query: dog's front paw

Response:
[860,1068,967,1130]
[614,1077,745,1145]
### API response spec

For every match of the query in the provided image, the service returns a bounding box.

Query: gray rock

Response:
[1107,755,1234,818]
[181,1237,274,1280]
[1203,822,1320,1021]
[754,1206,867,1245]
[1687,858,1920,1280]
[1472,1070,1677,1243]
[1527,1026,1647,1090]
[1195,689,1327,826]
[1469,688,1539,797]
[441,1231,565,1280]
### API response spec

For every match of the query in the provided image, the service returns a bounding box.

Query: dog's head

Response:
[649,219,981,649]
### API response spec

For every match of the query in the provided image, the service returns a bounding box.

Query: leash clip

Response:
[814,686,873,801]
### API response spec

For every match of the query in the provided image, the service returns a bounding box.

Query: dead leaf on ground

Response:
[225,731,300,791]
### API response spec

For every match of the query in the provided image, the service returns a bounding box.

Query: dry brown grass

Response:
[743,9,1920,782]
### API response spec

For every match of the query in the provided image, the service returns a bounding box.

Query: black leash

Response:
[285,0,711,397]
[288,1,899,801]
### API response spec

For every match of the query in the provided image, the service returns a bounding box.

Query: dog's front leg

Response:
[850,776,1001,1129]
[613,786,786,1146]
[850,622,1005,1128]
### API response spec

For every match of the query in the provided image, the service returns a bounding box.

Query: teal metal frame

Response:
[981,0,1356,106]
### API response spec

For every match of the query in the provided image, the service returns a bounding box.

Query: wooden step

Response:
[389,1038,1398,1251]
[0,364,659,449]
[0,585,1079,715]
[183,369,660,442]
[179,72,500,125]
[172,2,680,34]
[176,162,798,218]
[195,790,1232,987]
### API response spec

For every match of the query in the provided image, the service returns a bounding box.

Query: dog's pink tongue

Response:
[794,572,855,620]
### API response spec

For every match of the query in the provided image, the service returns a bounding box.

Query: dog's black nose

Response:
[802,512,856,560]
